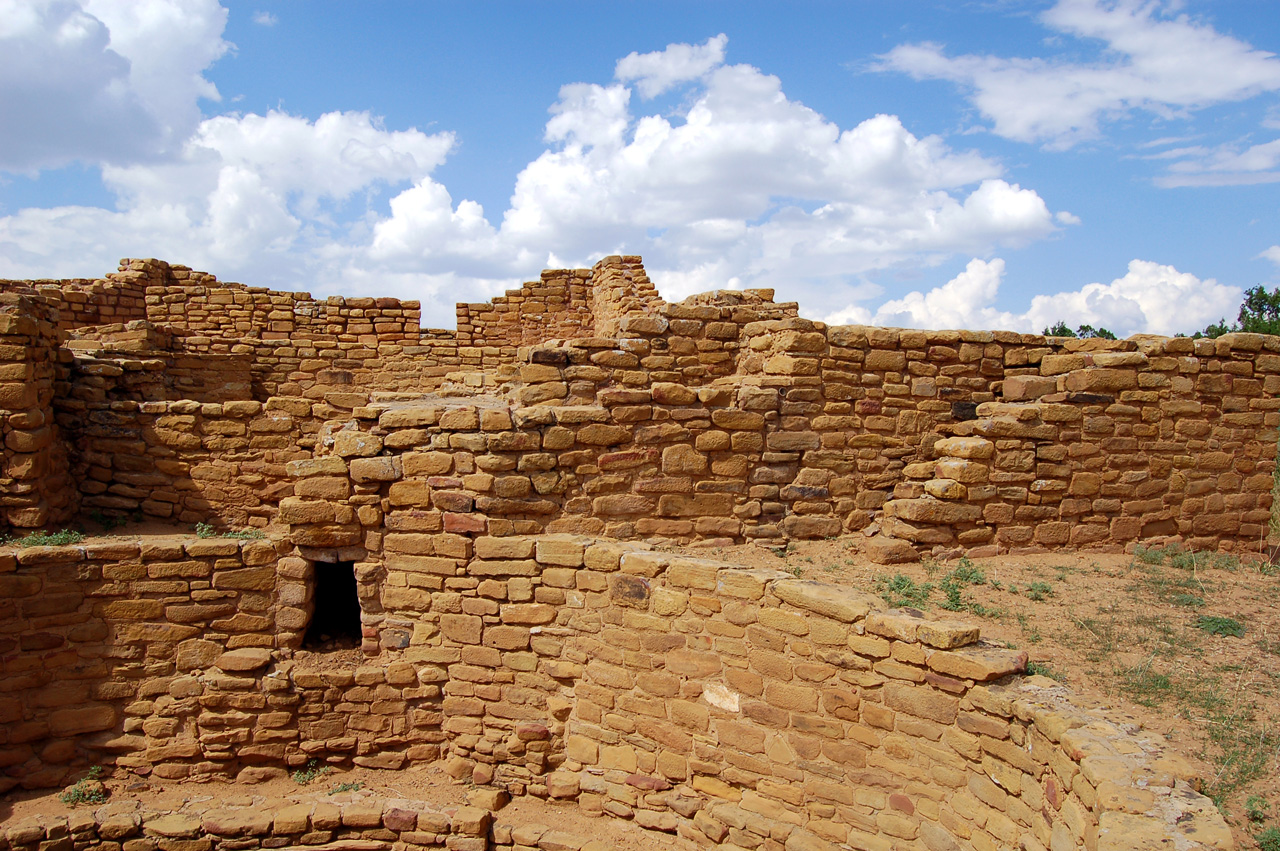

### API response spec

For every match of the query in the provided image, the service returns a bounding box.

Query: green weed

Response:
[938,559,998,616]
[291,759,333,786]
[1247,795,1271,823]
[330,781,364,794]
[1026,661,1062,681]
[1257,827,1280,851]
[1196,615,1245,637]
[875,574,932,609]
[1026,581,1054,602]
[58,766,107,806]
[3,529,85,547]
[1117,660,1172,707]
[195,521,266,540]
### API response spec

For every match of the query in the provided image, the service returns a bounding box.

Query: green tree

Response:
[1075,324,1117,340]
[1197,284,1280,338]
[1042,322,1117,340]
[1043,321,1075,337]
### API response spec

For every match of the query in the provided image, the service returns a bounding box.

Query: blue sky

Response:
[2,1,1278,335]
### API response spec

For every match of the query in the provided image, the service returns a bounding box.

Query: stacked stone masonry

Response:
[0,796,611,851]
[1,534,1232,850]
[4,256,1274,557]
[0,256,1257,848]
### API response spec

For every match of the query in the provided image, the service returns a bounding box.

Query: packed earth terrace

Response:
[0,255,1270,850]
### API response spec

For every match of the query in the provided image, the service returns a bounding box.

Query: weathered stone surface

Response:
[215,648,272,672]
[773,580,874,623]
[864,535,919,564]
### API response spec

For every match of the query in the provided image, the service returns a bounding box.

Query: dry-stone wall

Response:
[0,533,1232,850]
[0,796,610,851]
[0,292,75,529]
[3,255,1277,556]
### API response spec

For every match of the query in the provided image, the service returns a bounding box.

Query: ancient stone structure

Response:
[1,256,1257,849]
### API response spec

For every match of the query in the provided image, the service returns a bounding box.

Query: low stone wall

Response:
[0,537,291,792]
[0,796,607,851]
[877,335,1280,556]
[3,532,1230,848]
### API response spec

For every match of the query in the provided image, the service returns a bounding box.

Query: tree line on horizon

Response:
[1043,284,1280,341]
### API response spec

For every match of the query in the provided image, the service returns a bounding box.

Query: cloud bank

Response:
[826,257,1242,338]
[878,0,1280,150]
[0,6,1254,337]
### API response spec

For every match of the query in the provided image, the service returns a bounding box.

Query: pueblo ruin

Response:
[1,255,1263,849]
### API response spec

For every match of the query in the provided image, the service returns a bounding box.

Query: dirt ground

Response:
[4,523,1278,848]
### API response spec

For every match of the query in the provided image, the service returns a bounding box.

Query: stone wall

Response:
[876,334,1280,556]
[52,397,330,528]
[0,796,604,851]
[2,254,1277,555]
[0,293,75,529]
[0,271,147,332]
[0,537,288,791]
[273,325,1279,559]
[0,534,1232,850]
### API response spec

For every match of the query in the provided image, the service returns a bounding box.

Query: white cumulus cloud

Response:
[878,0,1280,149]
[615,34,728,98]
[0,110,459,282]
[2,24,1069,327]
[0,0,229,170]
[826,257,1242,338]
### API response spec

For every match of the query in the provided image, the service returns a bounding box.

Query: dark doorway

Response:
[303,560,362,649]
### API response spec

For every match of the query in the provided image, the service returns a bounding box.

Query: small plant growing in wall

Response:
[2,529,85,547]
[195,521,266,540]
[291,759,333,786]
[58,766,107,806]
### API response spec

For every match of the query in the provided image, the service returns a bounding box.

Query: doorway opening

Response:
[303,560,362,649]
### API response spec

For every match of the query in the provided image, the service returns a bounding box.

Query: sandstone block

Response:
[774,580,874,623]
[1003,375,1058,401]
[285,456,348,478]
[934,459,990,484]
[145,815,201,838]
[440,614,483,643]
[887,497,982,525]
[662,443,707,475]
[333,430,382,457]
[927,645,1027,681]
[651,382,697,405]
[924,479,967,500]
[535,535,585,566]
[350,456,402,482]
[1064,368,1136,393]
[215,648,272,672]
[917,621,980,649]
[576,424,631,445]
[475,536,535,559]
[864,536,919,565]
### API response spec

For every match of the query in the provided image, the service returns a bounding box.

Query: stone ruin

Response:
[1,255,1263,849]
